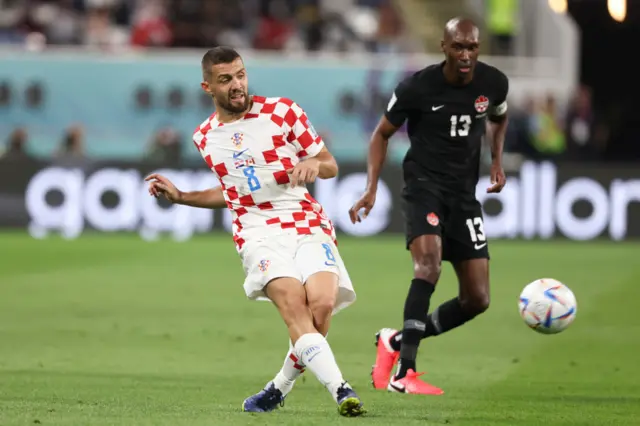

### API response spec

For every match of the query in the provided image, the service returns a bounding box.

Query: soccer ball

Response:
[518,278,577,334]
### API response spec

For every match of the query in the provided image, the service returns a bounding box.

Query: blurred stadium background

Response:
[1,1,640,425]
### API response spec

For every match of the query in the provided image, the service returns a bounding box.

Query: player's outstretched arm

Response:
[145,173,227,209]
[365,116,398,192]
[176,187,227,209]
[348,116,398,223]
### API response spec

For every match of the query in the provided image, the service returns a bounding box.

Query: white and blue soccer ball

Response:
[518,278,577,334]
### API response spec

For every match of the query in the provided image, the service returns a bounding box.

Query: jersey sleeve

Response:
[384,78,417,127]
[193,127,205,153]
[489,71,509,119]
[287,101,325,160]
[193,116,214,154]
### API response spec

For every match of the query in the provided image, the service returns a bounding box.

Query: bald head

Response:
[441,17,480,84]
[443,17,479,41]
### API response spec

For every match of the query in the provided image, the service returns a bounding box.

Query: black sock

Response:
[395,278,435,379]
[422,297,475,338]
[390,297,476,351]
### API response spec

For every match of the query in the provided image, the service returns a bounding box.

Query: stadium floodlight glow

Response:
[608,0,626,22]
[548,0,567,14]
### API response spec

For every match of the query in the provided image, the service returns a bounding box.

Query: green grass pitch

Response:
[1,232,639,425]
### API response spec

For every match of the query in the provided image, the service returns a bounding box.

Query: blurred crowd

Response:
[0,0,411,53]
[0,0,626,164]
[501,84,609,163]
[1,123,185,165]
[1,84,616,165]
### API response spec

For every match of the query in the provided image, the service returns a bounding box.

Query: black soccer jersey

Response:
[385,61,509,197]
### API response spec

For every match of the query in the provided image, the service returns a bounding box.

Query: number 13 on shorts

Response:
[465,217,486,243]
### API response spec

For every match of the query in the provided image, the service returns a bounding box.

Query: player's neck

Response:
[215,98,253,123]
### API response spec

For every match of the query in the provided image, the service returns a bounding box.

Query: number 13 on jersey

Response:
[450,115,471,137]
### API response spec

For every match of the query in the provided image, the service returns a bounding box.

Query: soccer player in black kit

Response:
[349,17,509,395]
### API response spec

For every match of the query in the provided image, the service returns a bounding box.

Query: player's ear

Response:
[440,40,445,53]
[200,81,211,94]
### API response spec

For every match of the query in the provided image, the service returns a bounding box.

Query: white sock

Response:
[272,340,305,396]
[294,333,346,402]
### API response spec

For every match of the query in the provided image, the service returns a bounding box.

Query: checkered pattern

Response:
[192,96,334,251]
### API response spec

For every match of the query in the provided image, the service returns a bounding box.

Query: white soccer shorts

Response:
[239,233,356,314]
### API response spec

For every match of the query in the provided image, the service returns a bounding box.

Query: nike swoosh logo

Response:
[431,105,444,111]
[474,243,487,250]
[233,149,248,159]
[388,382,406,393]
[307,352,320,363]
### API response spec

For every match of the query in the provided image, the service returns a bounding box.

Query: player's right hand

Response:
[348,190,376,224]
[145,173,183,204]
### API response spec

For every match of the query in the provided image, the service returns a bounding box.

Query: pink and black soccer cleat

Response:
[371,328,400,389]
[387,369,444,395]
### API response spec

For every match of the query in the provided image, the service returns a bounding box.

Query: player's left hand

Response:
[487,162,506,193]
[287,158,320,187]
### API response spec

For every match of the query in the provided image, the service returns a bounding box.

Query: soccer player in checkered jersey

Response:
[145,47,364,417]
[349,18,509,395]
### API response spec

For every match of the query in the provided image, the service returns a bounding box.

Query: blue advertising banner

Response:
[1,52,419,162]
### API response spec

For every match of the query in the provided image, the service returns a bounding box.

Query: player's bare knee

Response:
[309,296,335,326]
[283,294,309,320]
[310,307,332,336]
[410,236,442,283]
[460,288,490,315]
[304,271,338,329]
[413,252,441,283]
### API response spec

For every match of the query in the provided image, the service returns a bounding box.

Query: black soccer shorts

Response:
[402,192,490,262]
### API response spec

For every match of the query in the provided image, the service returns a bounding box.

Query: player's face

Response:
[202,58,250,113]
[443,31,479,79]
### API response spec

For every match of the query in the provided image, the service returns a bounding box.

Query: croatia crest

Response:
[258,259,270,273]
[474,96,489,113]
[231,132,243,147]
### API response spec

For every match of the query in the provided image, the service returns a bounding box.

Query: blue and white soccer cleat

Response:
[336,382,366,417]
[242,382,285,413]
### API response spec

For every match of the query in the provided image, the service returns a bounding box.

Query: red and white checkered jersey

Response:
[193,95,336,251]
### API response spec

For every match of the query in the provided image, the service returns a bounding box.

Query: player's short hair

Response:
[201,46,242,80]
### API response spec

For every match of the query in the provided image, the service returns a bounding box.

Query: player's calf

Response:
[265,277,361,410]
[413,259,490,341]
[393,235,441,380]
[260,273,338,403]
[388,258,491,350]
